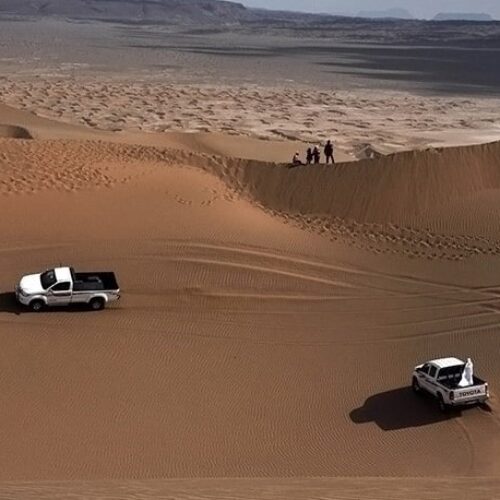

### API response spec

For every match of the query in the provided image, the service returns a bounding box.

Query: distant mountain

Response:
[1,1,496,26]
[357,8,414,20]
[433,12,494,22]
[0,0,254,24]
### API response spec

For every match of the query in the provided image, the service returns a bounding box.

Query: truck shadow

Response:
[0,292,102,314]
[0,292,23,315]
[350,387,461,430]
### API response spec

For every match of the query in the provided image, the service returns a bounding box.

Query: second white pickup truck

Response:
[412,357,489,412]
[16,266,120,311]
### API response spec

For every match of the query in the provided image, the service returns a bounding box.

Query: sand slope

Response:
[2,477,500,500]
[1,105,500,490]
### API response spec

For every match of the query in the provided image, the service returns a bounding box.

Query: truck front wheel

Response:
[29,299,44,312]
[89,298,105,311]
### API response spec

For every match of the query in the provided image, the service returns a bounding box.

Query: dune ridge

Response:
[2,134,500,261]
[218,141,500,221]
[192,140,500,260]
[4,134,500,219]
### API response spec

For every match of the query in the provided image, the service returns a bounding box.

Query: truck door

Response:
[425,365,439,394]
[48,281,72,306]
[417,364,434,393]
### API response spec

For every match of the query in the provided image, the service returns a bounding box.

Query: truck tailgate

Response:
[453,384,488,404]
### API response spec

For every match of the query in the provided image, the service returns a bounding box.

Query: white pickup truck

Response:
[16,266,120,311]
[412,357,489,411]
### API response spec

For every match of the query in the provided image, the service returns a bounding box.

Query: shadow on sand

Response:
[350,387,461,430]
[0,292,23,315]
[0,292,102,314]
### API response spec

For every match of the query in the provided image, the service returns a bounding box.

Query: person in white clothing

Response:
[292,152,303,166]
[459,357,474,387]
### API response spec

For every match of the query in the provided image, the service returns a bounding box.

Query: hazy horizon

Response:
[241,0,500,19]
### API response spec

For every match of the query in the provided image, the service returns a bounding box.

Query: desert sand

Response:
[2,94,500,499]
[2,13,500,499]
[1,477,500,500]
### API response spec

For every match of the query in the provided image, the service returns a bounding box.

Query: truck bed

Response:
[439,375,486,390]
[71,271,119,291]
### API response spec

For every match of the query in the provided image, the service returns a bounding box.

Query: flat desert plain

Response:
[1,15,500,500]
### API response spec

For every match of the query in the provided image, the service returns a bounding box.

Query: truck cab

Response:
[41,268,73,306]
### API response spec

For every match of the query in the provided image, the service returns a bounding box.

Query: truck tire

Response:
[412,377,421,394]
[29,299,44,312]
[89,298,105,311]
[437,393,448,413]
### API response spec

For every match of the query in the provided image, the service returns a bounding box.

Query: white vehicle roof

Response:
[429,357,465,368]
[54,267,72,283]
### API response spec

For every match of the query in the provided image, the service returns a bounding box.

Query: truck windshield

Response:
[40,270,57,289]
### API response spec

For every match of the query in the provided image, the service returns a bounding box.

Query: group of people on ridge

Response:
[292,140,335,166]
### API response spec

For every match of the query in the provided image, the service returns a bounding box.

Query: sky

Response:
[240,0,500,19]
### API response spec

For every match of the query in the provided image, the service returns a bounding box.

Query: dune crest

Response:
[220,141,500,223]
[4,135,500,225]
[211,140,500,259]
[2,133,500,260]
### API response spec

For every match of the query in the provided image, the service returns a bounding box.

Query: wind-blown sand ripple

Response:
[2,477,500,500]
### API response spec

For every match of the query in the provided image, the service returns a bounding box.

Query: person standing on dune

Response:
[306,147,313,164]
[313,146,321,164]
[324,140,335,164]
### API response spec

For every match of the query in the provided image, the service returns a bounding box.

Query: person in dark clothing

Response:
[313,146,321,164]
[306,147,313,164]
[324,140,335,164]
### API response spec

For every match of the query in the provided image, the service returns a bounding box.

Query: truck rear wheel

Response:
[89,298,105,311]
[437,394,448,413]
[29,299,44,312]
[412,377,421,394]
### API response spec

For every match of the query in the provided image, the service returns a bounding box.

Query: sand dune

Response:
[4,93,497,224]
[222,140,500,225]
[2,129,500,260]
[2,99,500,497]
